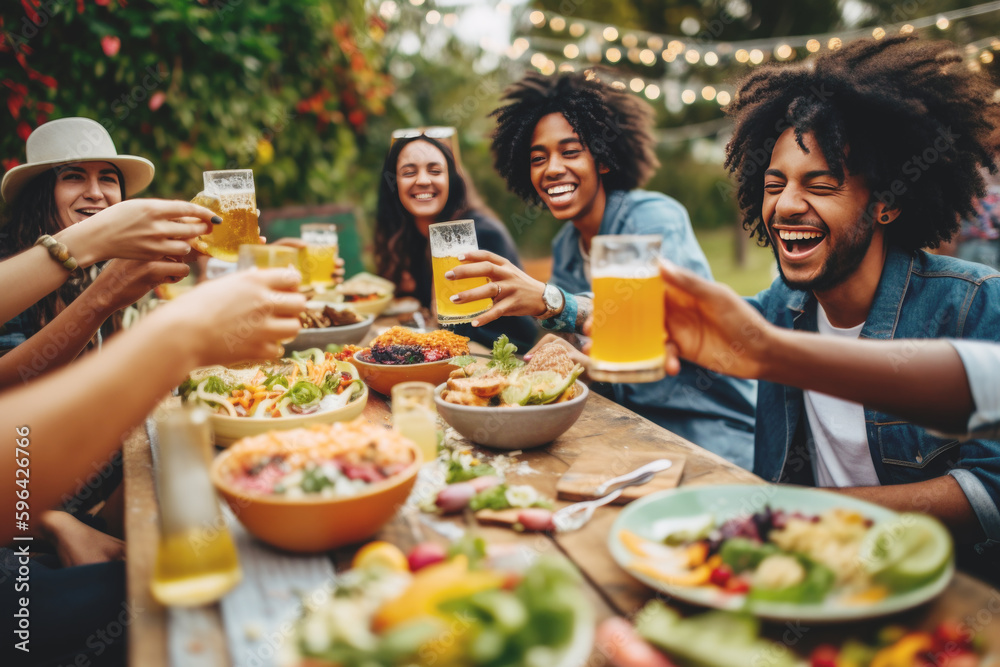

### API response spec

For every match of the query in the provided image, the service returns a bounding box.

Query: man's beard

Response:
[770,212,876,293]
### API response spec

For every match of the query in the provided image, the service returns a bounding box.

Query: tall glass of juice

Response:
[191,169,261,262]
[150,407,241,606]
[391,381,439,464]
[299,223,339,289]
[588,235,666,383]
[429,219,491,324]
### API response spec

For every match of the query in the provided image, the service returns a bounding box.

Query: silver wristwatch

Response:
[538,283,565,320]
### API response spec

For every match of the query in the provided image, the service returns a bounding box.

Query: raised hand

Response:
[444,249,546,326]
[58,199,220,266]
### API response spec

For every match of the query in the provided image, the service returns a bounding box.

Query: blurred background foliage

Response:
[2,0,998,293]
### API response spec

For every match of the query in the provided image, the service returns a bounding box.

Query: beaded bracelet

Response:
[34,234,80,272]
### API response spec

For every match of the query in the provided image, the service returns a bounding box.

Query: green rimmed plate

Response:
[607,484,954,623]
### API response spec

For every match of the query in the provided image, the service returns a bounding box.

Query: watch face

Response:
[544,284,563,310]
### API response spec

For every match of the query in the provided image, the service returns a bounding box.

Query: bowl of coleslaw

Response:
[180,348,368,446]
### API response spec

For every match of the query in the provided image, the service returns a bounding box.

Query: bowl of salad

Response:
[351,327,469,396]
[210,420,421,553]
[181,348,368,446]
[278,545,594,667]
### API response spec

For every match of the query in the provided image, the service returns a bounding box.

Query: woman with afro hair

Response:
[445,70,758,469]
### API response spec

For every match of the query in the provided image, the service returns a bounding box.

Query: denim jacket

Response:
[749,246,1000,555]
[544,189,758,469]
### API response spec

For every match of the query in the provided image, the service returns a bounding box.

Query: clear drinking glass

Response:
[391,381,439,464]
[191,169,261,262]
[236,244,301,271]
[428,219,491,324]
[588,235,666,383]
[151,407,241,606]
[299,223,339,289]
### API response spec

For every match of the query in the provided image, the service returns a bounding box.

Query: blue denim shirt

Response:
[544,189,758,469]
[748,246,1000,555]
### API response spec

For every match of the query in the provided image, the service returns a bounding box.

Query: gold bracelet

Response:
[34,235,79,272]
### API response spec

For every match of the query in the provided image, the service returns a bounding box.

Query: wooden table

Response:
[123,331,1000,666]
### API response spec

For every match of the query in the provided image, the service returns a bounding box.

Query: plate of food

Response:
[180,348,368,446]
[313,272,395,317]
[608,485,954,623]
[286,303,374,352]
[351,326,469,395]
[434,336,587,449]
[278,540,594,667]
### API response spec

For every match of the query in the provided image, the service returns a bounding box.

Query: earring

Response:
[880,213,890,222]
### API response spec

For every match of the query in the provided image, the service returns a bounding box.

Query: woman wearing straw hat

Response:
[0,117,218,385]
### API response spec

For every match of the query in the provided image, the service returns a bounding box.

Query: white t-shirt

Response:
[803,306,881,488]
[948,339,1000,439]
[578,238,592,285]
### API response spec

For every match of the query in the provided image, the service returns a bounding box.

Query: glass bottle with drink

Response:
[391,381,440,463]
[429,219,492,324]
[190,169,262,262]
[299,223,339,289]
[588,235,666,383]
[151,407,241,606]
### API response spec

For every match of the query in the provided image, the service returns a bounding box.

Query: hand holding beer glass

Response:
[190,169,262,262]
[429,219,492,325]
[299,223,339,288]
[588,235,666,383]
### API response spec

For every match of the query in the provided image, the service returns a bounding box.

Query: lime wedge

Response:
[500,378,533,406]
[859,513,952,592]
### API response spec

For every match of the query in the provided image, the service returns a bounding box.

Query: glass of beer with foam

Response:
[588,235,666,383]
[190,169,261,262]
[429,219,492,324]
[299,223,339,289]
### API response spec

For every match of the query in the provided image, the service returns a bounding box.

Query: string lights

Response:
[386,0,1000,117]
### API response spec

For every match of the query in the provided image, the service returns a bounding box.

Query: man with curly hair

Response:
[446,70,757,468]
[724,35,1000,563]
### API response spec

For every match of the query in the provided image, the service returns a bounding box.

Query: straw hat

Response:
[1,117,155,203]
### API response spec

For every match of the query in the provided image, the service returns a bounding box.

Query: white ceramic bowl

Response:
[434,381,589,450]
[208,361,368,447]
[285,313,374,353]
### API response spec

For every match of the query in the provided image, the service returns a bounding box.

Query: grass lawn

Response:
[695,227,776,296]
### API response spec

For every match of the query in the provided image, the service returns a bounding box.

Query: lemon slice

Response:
[859,513,952,592]
[352,540,410,573]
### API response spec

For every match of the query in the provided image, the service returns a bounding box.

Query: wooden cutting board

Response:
[556,450,685,503]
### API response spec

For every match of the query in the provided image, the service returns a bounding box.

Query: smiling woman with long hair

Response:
[374,133,537,348]
[0,118,209,382]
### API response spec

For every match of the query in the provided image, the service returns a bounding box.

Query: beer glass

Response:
[151,407,241,606]
[429,219,491,324]
[299,223,339,288]
[391,381,439,464]
[588,235,666,383]
[191,169,261,262]
[236,244,301,271]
